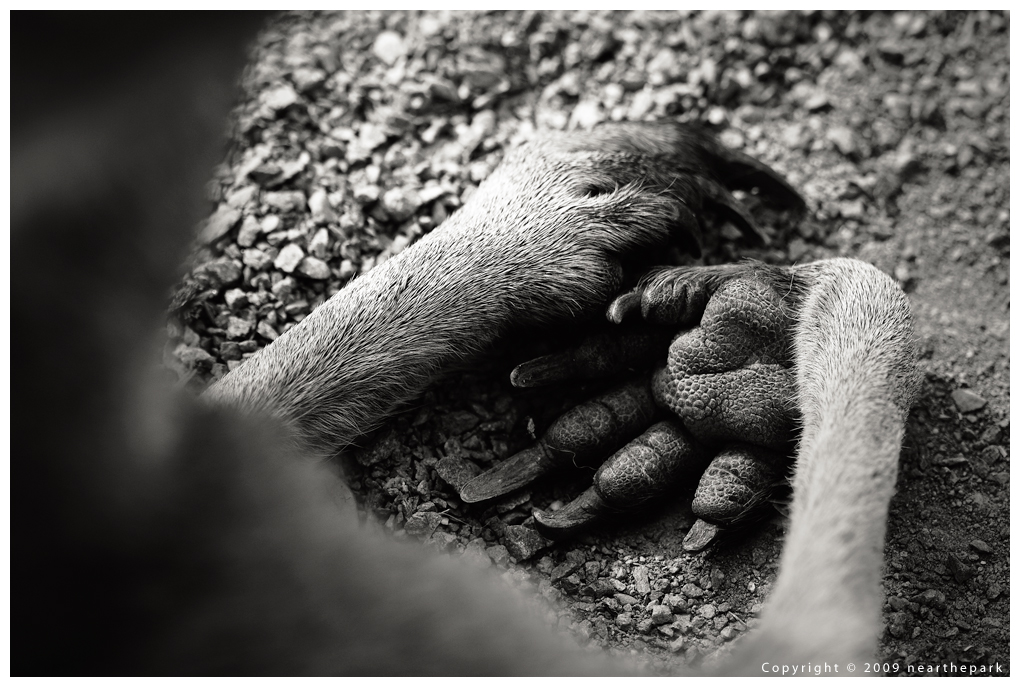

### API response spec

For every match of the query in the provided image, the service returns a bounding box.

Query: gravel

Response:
[950,388,988,413]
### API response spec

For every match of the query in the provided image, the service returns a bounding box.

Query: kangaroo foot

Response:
[461,261,805,549]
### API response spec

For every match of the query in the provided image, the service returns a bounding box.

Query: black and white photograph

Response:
[12,10,1010,676]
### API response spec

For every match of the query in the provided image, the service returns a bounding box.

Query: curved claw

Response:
[533,487,609,536]
[697,177,770,246]
[712,142,807,213]
[460,445,551,504]
[606,290,642,324]
[510,329,672,388]
[458,382,660,504]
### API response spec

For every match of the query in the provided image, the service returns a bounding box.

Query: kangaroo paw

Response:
[636,264,801,450]
[475,262,807,545]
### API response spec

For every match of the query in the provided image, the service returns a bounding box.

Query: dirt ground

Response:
[171,11,1009,675]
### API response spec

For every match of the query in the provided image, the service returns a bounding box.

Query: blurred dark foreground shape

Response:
[12,12,623,675]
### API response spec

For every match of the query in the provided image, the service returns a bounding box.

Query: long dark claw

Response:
[533,487,608,535]
[606,290,643,325]
[510,330,672,388]
[697,176,770,246]
[458,382,660,503]
[460,445,550,504]
[714,145,807,212]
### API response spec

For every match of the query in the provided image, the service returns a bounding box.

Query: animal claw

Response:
[533,487,608,536]
[605,290,643,325]
[696,176,771,246]
[459,445,551,504]
[714,144,807,213]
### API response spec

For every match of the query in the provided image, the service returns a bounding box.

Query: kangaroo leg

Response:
[605,258,921,667]
[462,257,920,669]
[727,258,922,670]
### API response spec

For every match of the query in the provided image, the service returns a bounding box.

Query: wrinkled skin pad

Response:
[645,267,797,450]
[459,262,800,551]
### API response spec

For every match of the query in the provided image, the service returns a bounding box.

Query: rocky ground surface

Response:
[168,11,1009,676]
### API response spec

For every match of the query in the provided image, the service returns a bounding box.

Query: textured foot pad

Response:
[647,267,799,451]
